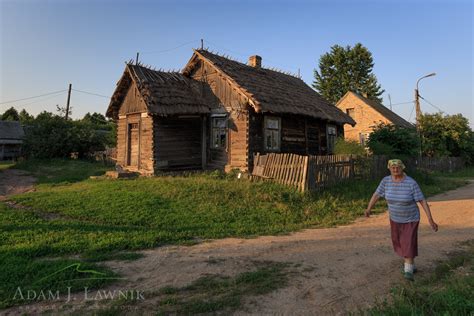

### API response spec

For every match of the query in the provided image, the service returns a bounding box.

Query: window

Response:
[211,116,227,149]
[264,116,281,151]
[326,125,337,154]
[359,133,369,147]
[346,108,355,118]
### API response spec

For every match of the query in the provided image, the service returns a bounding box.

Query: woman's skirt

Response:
[390,219,419,258]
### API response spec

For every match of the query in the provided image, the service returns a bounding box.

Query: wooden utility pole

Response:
[136,52,139,65]
[414,88,421,128]
[65,83,72,120]
[201,39,203,50]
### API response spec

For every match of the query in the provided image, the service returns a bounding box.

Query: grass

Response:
[366,240,474,315]
[1,159,472,311]
[152,261,290,314]
[14,158,113,185]
[0,161,15,171]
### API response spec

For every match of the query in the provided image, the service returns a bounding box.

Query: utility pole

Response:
[415,72,436,128]
[201,39,203,50]
[65,83,72,120]
[136,52,139,65]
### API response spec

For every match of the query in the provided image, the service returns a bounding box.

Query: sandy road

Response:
[2,180,473,315]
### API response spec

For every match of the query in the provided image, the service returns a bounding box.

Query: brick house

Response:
[336,91,413,146]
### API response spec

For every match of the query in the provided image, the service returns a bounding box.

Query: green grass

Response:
[13,158,113,184]
[0,161,15,171]
[366,240,474,315]
[154,261,290,314]
[1,159,472,311]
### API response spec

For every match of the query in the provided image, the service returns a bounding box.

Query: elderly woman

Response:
[365,159,438,281]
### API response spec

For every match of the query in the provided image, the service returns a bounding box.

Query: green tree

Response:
[313,43,385,104]
[1,107,20,121]
[420,113,474,163]
[18,109,34,124]
[367,123,419,158]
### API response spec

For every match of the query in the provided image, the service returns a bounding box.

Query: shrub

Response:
[334,138,366,155]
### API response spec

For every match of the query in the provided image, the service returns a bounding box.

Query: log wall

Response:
[154,116,202,170]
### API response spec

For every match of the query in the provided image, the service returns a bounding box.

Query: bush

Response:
[367,123,419,158]
[23,112,110,159]
[334,138,366,155]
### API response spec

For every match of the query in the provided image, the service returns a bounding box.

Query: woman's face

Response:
[389,165,403,176]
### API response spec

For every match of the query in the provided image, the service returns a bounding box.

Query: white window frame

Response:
[264,116,281,151]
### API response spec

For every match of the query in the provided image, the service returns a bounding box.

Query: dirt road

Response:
[0,169,35,200]
[106,180,474,315]
[2,179,473,315]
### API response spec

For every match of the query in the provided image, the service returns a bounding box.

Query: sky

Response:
[0,0,472,127]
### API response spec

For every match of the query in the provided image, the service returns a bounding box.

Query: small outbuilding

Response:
[106,49,355,174]
[0,120,25,160]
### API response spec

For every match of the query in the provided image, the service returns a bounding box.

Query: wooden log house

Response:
[106,49,355,174]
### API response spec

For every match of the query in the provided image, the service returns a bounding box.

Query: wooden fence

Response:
[252,153,465,192]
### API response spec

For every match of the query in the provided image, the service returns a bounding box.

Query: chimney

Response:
[248,55,262,68]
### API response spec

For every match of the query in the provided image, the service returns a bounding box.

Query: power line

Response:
[408,103,416,122]
[419,95,445,113]
[140,40,200,54]
[17,92,67,108]
[390,100,415,106]
[72,89,110,99]
[0,89,68,105]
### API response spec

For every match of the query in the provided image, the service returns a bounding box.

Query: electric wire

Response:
[71,89,110,99]
[0,89,68,105]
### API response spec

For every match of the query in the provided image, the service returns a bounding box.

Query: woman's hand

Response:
[365,209,371,217]
[429,219,438,232]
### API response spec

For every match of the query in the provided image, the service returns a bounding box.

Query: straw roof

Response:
[337,91,414,129]
[107,64,211,118]
[182,49,355,125]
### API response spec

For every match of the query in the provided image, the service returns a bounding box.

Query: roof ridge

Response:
[197,48,302,80]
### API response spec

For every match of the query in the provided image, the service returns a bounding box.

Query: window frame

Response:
[264,116,281,152]
[211,114,227,150]
[326,124,337,154]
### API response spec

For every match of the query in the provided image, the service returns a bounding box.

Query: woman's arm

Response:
[365,193,380,217]
[419,200,439,232]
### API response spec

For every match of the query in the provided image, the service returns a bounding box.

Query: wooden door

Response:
[127,123,139,166]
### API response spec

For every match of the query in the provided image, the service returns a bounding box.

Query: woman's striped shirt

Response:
[375,175,425,223]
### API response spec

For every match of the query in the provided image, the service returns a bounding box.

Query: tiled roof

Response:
[0,121,24,144]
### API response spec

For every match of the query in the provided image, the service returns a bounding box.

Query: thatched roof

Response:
[337,91,414,129]
[106,64,211,118]
[0,121,24,144]
[182,49,355,125]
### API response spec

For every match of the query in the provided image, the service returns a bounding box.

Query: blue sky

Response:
[0,0,472,126]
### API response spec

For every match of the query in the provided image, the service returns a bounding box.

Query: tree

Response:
[19,109,34,124]
[1,107,20,121]
[367,123,419,158]
[313,43,385,104]
[419,113,474,163]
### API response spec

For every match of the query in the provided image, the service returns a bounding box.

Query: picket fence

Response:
[252,153,465,192]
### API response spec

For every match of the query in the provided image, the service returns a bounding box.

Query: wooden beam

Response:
[201,115,207,169]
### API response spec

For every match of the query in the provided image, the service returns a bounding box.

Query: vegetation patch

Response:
[366,240,474,315]
[151,261,291,314]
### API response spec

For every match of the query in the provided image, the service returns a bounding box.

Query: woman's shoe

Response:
[404,271,414,281]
